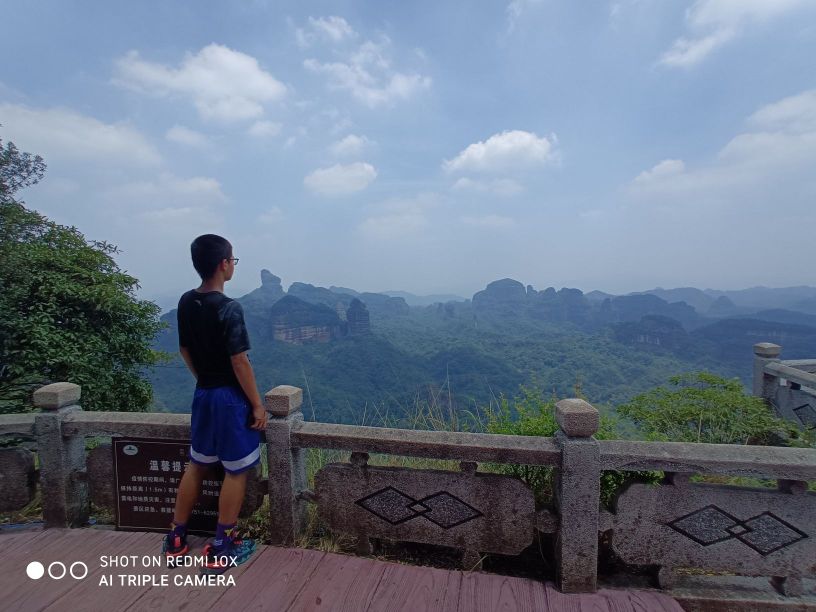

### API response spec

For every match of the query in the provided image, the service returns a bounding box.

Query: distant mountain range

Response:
[149,272,816,423]
[629,286,816,316]
[380,291,468,307]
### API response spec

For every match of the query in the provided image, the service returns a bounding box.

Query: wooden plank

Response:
[598,588,636,612]
[457,571,549,612]
[44,530,158,612]
[627,590,685,612]
[367,561,461,612]
[544,583,610,612]
[43,530,208,612]
[286,552,389,612]
[214,546,326,610]
[0,528,146,611]
[123,533,261,611]
[0,528,686,612]
[0,528,49,554]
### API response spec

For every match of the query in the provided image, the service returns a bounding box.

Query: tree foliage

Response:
[0,136,164,413]
[483,386,659,507]
[617,371,787,444]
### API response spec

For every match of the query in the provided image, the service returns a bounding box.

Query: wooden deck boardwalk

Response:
[0,528,684,611]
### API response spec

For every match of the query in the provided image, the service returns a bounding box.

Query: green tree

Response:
[483,386,658,507]
[0,136,164,413]
[617,371,787,444]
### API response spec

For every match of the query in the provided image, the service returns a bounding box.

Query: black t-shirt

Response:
[177,290,251,389]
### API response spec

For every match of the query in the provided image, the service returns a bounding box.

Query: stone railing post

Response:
[753,342,782,400]
[553,398,600,593]
[32,382,88,528]
[264,385,308,546]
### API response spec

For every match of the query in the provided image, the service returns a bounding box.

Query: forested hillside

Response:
[149,273,816,424]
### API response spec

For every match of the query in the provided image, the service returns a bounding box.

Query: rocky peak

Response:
[261,269,282,289]
[347,298,371,335]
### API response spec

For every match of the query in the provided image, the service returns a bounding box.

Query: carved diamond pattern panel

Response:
[356,486,483,530]
[668,505,739,546]
[413,492,482,529]
[793,403,816,428]
[669,505,807,556]
[607,481,816,577]
[739,513,808,555]
[316,463,536,555]
[355,486,425,525]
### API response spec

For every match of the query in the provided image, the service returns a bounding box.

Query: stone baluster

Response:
[265,385,308,545]
[554,398,601,593]
[753,342,782,400]
[33,382,89,527]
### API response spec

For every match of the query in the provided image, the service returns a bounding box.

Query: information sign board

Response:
[113,437,223,534]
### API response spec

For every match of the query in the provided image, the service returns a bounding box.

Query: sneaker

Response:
[161,532,190,561]
[200,535,257,575]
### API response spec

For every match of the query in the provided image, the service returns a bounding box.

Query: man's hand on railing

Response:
[251,403,267,430]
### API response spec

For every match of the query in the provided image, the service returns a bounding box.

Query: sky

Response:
[1,0,815,310]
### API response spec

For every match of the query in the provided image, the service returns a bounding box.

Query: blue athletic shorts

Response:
[189,386,261,474]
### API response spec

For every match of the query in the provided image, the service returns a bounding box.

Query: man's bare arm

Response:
[230,351,267,430]
[179,346,198,380]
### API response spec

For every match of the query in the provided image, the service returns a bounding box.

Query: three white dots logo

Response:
[26,561,88,580]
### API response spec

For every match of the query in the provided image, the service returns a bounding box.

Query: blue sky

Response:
[1,0,815,309]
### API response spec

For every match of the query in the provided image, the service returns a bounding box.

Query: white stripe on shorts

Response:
[190,447,219,464]
[222,445,260,472]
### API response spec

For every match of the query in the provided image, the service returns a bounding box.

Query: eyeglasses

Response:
[228,257,239,265]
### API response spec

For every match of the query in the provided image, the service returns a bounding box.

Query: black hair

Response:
[190,234,232,280]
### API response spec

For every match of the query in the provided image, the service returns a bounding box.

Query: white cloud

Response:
[99,174,227,245]
[629,89,816,201]
[297,16,356,47]
[258,206,284,224]
[303,162,377,196]
[632,159,686,185]
[659,0,811,68]
[165,125,210,148]
[304,38,431,107]
[108,173,227,205]
[359,192,438,239]
[0,103,160,165]
[247,120,282,138]
[658,29,735,68]
[461,214,516,229]
[717,90,816,169]
[114,44,286,122]
[444,130,558,174]
[747,89,816,133]
[451,177,524,197]
[330,134,372,157]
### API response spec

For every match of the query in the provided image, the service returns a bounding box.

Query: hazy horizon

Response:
[150,267,816,314]
[2,1,815,308]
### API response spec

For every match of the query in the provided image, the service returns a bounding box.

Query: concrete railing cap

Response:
[556,398,599,437]
[264,385,303,417]
[33,382,81,410]
[753,342,782,358]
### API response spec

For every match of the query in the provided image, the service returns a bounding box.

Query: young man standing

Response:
[161,234,268,574]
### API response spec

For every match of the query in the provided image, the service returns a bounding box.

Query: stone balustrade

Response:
[753,342,816,428]
[0,342,814,598]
